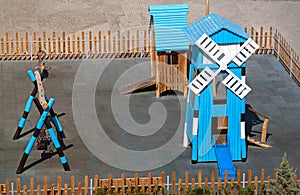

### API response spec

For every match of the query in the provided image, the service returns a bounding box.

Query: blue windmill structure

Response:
[182,13,259,180]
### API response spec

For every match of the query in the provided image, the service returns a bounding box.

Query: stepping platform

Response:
[119,76,156,95]
[247,136,272,148]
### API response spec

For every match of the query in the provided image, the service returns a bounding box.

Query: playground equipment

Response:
[183,13,259,180]
[119,4,190,97]
[14,51,70,174]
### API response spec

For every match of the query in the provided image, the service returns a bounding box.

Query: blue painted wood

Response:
[183,13,248,45]
[149,4,189,52]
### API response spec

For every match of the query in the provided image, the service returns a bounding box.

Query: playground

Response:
[0,54,300,184]
[0,0,299,192]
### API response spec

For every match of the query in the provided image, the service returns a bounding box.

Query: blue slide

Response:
[215,144,236,180]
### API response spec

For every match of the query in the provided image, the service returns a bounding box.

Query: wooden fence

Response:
[245,26,300,85]
[0,30,149,60]
[0,169,299,195]
[0,27,299,85]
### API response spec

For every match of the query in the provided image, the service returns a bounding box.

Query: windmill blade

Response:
[195,34,226,66]
[231,38,259,67]
[222,69,251,99]
[188,67,221,96]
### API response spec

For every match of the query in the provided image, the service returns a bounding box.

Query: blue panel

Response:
[52,116,63,132]
[48,128,61,148]
[149,4,189,52]
[198,84,216,162]
[25,137,36,154]
[191,137,197,161]
[226,68,244,160]
[18,117,26,128]
[211,29,247,44]
[241,138,246,158]
[60,156,67,164]
[212,105,227,116]
[25,96,34,113]
[183,13,248,45]
[27,70,36,82]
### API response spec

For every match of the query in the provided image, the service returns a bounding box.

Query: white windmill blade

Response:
[188,67,221,96]
[231,38,259,67]
[222,69,251,99]
[194,34,226,66]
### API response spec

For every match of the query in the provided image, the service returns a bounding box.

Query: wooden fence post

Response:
[50,184,55,195]
[94,175,99,192]
[148,172,152,195]
[248,169,252,188]
[23,185,27,195]
[178,179,182,195]
[64,183,68,195]
[211,170,215,193]
[121,174,125,195]
[84,176,88,195]
[17,178,21,195]
[78,183,82,195]
[198,170,202,188]
[185,171,189,191]
[57,176,62,195]
[71,176,75,195]
[171,172,176,195]
[254,176,258,195]
[260,169,265,194]
[36,185,41,195]
[30,178,34,195]
[43,178,48,195]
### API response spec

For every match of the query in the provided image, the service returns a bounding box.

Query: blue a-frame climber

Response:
[14,52,70,174]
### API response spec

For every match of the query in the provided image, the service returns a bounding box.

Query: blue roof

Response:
[183,13,249,44]
[148,4,189,52]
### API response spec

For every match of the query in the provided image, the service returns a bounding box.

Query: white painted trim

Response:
[192,117,198,135]
[241,121,245,139]
[183,123,189,147]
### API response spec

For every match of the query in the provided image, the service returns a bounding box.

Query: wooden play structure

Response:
[148,4,190,98]
[13,51,70,174]
[246,106,272,148]
[183,13,260,179]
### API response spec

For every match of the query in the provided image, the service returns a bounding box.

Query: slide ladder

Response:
[215,143,236,180]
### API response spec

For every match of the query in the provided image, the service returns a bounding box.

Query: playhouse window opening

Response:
[213,74,227,105]
[212,116,228,145]
[166,52,178,65]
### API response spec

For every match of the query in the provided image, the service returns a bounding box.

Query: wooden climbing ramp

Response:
[119,76,156,95]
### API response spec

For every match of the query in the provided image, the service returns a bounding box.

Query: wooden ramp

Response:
[247,136,272,148]
[119,76,156,95]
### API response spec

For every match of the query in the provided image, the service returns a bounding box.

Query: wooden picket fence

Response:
[245,26,300,85]
[0,27,299,85]
[0,30,149,60]
[0,169,299,195]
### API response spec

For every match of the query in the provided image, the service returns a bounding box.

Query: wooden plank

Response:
[62,32,66,59]
[23,185,27,195]
[247,136,272,148]
[248,169,252,188]
[118,76,156,95]
[198,170,202,188]
[72,32,76,59]
[81,31,85,59]
[30,178,34,195]
[71,176,75,195]
[52,32,57,59]
[44,177,48,195]
[37,185,41,195]
[84,176,88,195]
[64,184,68,195]
[171,172,176,195]
[57,176,61,195]
[25,32,30,59]
[17,178,21,195]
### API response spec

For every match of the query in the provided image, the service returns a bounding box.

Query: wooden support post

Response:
[205,0,210,16]
[260,169,265,195]
[72,32,76,58]
[108,31,111,57]
[25,32,29,59]
[94,175,99,192]
[44,178,48,195]
[134,173,139,193]
[33,32,37,59]
[254,176,258,195]
[16,32,20,60]
[191,178,195,190]
[161,172,165,193]
[81,31,85,59]
[67,36,71,59]
[62,32,66,59]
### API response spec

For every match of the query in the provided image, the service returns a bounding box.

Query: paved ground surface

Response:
[0,0,299,52]
[0,0,299,186]
[0,55,300,185]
